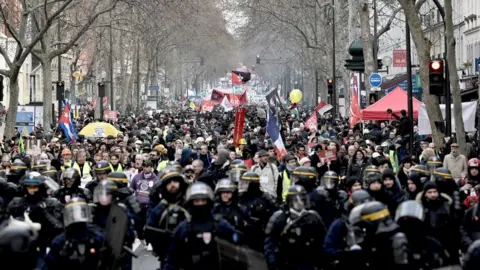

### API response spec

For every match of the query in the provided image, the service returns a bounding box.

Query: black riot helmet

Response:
[427,156,442,173]
[286,185,310,215]
[185,182,214,203]
[349,190,372,207]
[63,197,92,227]
[292,166,317,191]
[21,172,47,198]
[231,159,245,166]
[215,178,237,194]
[363,172,382,189]
[239,171,260,193]
[321,171,339,190]
[60,168,81,189]
[349,201,391,230]
[31,160,50,174]
[229,163,248,183]
[107,172,129,189]
[42,168,59,183]
[93,180,117,206]
[410,164,429,176]
[395,200,424,225]
[159,167,188,196]
[362,165,380,181]
[433,167,453,182]
[94,161,111,178]
[409,165,429,185]
[10,160,27,176]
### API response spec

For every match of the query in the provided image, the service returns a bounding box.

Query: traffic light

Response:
[429,59,445,96]
[98,82,105,97]
[256,55,260,65]
[0,75,4,102]
[327,79,333,94]
[56,81,64,100]
[200,57,204,66]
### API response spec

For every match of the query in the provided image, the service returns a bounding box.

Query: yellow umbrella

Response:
[79,122,120,138]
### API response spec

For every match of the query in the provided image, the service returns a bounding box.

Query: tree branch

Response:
[48,0,120,60]
[263,9,326,52]
[17,0,76,64]
[375,7,401,39]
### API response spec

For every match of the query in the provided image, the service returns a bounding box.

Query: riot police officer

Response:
[0,212,41,270]
[7,172,63,267]
[92,180,135,270]
[53,168,91,204]
[107,172,141,215]
[229,163,248,183]
[163,182,240,270]
[395,200,449,269]
[264,185,326,270]
[43,197,104,270]
[213,178,249,232]
[324,190,372,269]
[148,165,183,218]
[238,171,277,251]
[85,161,111,195]
[433,167,459,197]
[346,201,405,270]
[311,170,348,228]
[7,159,27,185]
[146,168,189,266]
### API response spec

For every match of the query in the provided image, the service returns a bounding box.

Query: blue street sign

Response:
[369,73,383,87]
[149,85,160,91]
[475,58,480,73]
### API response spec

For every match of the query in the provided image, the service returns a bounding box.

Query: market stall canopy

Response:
[362,87,422,120]
[79,122,120,138]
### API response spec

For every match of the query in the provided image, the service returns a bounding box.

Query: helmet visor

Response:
[63,203,92,227]
[93,185,114,205]
[292,194,309,211]
[229,169,246,183]
[395,201,424,222]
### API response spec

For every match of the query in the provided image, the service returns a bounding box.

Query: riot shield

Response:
[216,237,268,270]
[100,204,129,270]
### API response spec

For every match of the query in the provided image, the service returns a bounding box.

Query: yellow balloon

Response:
[289,89,303,103]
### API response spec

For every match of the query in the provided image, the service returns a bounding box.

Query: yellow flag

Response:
[189,101,196,110]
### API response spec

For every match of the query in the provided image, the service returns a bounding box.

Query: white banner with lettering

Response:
[418,101,477,135]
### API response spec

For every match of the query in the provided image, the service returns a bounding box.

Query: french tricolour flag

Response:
[59,102,78,142]
[266,108,287,159]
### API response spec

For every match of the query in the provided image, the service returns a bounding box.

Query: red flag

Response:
[232,72,242,85]
[210,89,225,104]
[314,101,333,115]
[304,112,318,130]
[233,108,246,147]
[239,91,247,105]
[200,101,214,112]
[350,73,362,127]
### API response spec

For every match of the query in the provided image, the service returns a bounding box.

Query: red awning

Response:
[362,87,423,120]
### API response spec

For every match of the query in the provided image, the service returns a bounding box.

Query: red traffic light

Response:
[327,79,333,84]
[429,59,444,72]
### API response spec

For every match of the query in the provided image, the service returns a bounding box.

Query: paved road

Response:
[132,239,159,270]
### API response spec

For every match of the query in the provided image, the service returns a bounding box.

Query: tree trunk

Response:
[42,59,53,134]
[398,0,445,148]
[5,70,20,139]
[119,32,127,114]
[445,0,466,154]
[359,1,374,106]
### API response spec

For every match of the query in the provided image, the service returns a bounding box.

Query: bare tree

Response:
[0,0,79,139]
[397,0,444,148]
[443,0,466,153]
